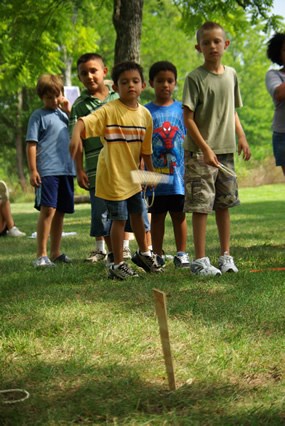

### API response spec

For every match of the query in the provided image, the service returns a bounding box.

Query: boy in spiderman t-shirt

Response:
[145,61,189,268]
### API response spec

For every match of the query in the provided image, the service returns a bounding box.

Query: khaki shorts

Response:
[184,151,240,214]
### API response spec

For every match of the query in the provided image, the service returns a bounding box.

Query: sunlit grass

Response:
[1,184,285,425]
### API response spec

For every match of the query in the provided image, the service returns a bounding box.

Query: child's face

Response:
[113,70,146,106]
[78,59,107,94]
[150,70,176,103]
[42,92,63,110]
[196,28,229,62]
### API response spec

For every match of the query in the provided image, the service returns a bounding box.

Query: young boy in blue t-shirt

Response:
[145,61,189,268]
[26,74,75,267]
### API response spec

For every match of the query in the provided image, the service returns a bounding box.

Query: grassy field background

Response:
[1,184,285,425]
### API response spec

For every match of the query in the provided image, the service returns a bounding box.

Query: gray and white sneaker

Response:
[173,253,190,268]
[132,250,162,273]
[190,257,221,276]
[109,262,139,280]
[33,256,55,268]
[85,250,107,262]
[218,253,238,273]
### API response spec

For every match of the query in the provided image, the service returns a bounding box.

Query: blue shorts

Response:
[272,132,285,166]
[148,194,185,214]
[125,194,150,232]
[89,188,112,237]
[35,175,74,213]
[105,192,145,221]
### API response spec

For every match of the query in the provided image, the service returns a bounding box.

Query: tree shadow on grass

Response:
[1,360,284,425]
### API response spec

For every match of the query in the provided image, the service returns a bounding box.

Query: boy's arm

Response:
[183,107,220,167]
[74,148,89,190]
[141,154,154,172]
[26,142,41,187]
[235,112,251,161]
[70,119,85,159]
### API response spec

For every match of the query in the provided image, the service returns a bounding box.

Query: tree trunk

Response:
[113,0,144,64]
[15,90,27,192]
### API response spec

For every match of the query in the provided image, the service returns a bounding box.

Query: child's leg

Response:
[170,211,187,253]
[0,200,14,230]
[50,210,65,259]
[150,212,167,255]
[110,220,126,264]
[192,212,207,259]
[130,213,147,252]
[36,206,56,257]
[215,207,230,255]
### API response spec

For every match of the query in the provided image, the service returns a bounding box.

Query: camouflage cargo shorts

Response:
[184,151,240,214]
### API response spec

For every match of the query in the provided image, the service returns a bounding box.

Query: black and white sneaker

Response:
[132,250,162,273]
[108,262,139,280]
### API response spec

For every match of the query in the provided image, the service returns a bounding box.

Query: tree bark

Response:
[113,0,144,64]
[15,90,27,192]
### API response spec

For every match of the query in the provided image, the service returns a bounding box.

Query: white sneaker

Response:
[6,226,26,237]
[0,180,9,202]
[218,253,238,273]
[173,253,190,268]
[190,257,221,276]
[123,247,132,260]
[85,250,107,262]
[33,256,55,268]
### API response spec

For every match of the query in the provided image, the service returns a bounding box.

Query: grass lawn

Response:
[1,184,285,425]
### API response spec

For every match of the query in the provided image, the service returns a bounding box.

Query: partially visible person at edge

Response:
[26,74,75,268]
[70,61,163,280]
[266,33,285,176]
[69,52,133,264]
[0,180,26,237]
[182,21,251,276]
[145,60,189,269]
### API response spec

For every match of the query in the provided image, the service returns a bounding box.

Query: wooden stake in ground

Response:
[153,288,176,391]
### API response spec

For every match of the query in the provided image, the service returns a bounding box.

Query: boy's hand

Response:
[77,169,89,190]
[202,146,220,168]
[29,171,41,187]
[238,135,251,161]
[59,96,71,115]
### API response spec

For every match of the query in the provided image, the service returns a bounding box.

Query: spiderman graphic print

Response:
[145,100,186,196]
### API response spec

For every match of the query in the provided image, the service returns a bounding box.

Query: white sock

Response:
[140,250,151,257]
[123,239,129,250]
[96,240,106,253]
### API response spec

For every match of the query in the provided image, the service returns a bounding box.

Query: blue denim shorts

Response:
[272,132,285,166]
[89,188,111,237]
[105,192,145,221]
[35,175,74,213]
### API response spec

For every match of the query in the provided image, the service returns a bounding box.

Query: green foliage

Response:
[0,0,284,186]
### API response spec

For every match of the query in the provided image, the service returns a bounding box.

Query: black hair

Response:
[196,21,225,43]
[111,61,144,85]
[149,61,177,81]
[267,33,285,66]
[76,53,105,70]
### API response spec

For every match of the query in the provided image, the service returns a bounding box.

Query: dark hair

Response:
[149,61,177,81]
[267,33,285,66]
[36,74,63,98]
[111,61,144,85]
[196,21,225,43]
[76,53,105,70]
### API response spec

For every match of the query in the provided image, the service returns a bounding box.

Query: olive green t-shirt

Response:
[182,65,242,154]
